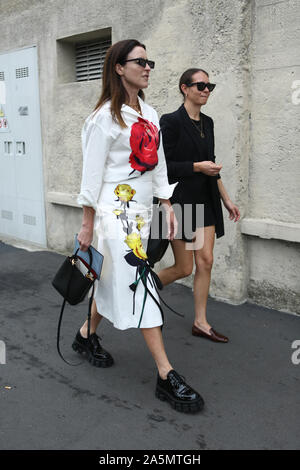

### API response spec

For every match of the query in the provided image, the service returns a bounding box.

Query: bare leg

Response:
[141,326,173,379]
[193,226,215,333]
[80,299,103,338]
[158,239,193,286]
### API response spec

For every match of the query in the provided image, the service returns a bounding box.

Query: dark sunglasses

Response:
[123,58,155,69]
[187,81,216,92]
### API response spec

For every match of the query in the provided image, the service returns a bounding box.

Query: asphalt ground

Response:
[0,241,299,450]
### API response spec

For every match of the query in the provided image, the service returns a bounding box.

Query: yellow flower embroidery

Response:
[113,209,124,217]
[136,214,145,231]
[114,184,136,202]
[125,232,148,260]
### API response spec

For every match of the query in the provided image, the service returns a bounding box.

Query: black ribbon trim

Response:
[129,260,184,328]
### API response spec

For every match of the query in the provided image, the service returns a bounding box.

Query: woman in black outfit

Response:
[158,68,240,342]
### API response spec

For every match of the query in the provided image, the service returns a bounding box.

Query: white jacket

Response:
[77,97,176,211]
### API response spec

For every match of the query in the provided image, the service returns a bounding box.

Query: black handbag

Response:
[147,198,170,268]
[52,248,95,365]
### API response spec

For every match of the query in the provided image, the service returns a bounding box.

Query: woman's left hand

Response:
[223,199,240,222]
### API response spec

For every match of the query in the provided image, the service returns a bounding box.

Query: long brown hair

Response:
[94,39,146,128]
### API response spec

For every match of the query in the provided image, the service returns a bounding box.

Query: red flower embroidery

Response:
[129,118,160,174]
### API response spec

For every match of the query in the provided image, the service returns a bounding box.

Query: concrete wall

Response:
[243,0,300,313]
[0,0,299,313]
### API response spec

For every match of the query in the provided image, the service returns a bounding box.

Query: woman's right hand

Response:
[77,225,93,252]
[194,161,222,176]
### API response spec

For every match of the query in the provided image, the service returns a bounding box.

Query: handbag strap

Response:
[74,247,93,276]
[56,258,95,366]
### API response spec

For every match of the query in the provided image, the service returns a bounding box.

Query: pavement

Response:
[0,240,299,450]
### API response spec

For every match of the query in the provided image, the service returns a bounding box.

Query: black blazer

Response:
[160,104,224,238]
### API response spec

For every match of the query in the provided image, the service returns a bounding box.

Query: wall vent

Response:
[75,39,111,81]
[23,214,36,226]
[1,210,13,220]
[16,67,29,79]
[0,72,4,81]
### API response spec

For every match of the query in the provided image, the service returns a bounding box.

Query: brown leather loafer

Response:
[192,325,229,343]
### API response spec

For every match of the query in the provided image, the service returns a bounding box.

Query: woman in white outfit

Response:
[73,39,204,413]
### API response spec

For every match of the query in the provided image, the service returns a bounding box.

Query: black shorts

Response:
[174,201,216,243]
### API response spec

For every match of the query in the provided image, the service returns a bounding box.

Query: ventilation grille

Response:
[0,72,4,81]
[23,214,36,226]
[75,39,111,81]
[1,210,13,220]
[16,67,29,79]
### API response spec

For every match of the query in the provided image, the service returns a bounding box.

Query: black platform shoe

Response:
[72,330,114,368]
[155,369,204,413]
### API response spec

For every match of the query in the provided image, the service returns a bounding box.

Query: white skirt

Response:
[93,173,163,330]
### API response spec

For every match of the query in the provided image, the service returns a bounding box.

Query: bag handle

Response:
[56,254,95,366]
[73,247,93,276]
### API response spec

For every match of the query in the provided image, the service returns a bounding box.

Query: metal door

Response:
[0,46,46,246]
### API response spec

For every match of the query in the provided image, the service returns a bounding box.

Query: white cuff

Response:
[77,193,97,212]
[153,182,178,200]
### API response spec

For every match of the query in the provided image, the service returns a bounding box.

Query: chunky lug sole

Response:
[155,386,204,413]
[72,340,114,368]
